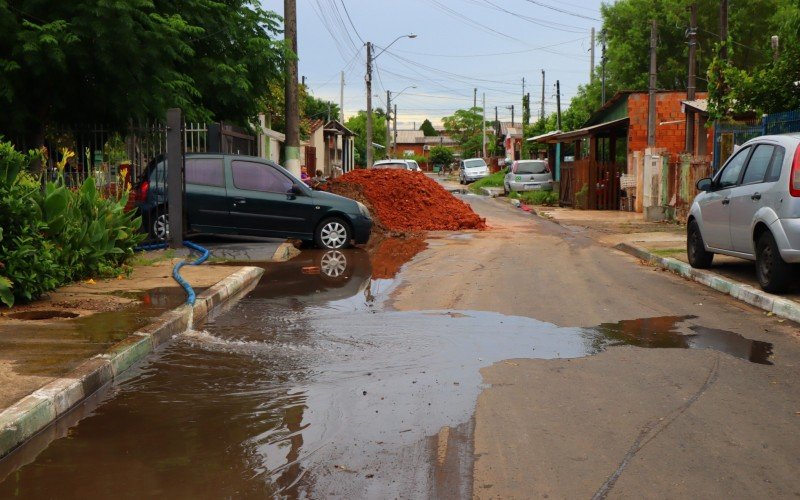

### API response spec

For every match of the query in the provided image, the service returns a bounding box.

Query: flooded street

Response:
[0,240,784,498]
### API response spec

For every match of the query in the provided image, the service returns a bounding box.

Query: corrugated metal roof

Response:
[682,98,708,113]
[395,130,425,144]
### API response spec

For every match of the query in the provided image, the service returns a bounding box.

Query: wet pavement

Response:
[0,246,776,498]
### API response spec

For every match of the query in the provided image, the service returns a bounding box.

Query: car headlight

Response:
[356,201,371,218]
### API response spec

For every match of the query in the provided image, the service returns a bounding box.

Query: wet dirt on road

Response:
[0,246,776,498]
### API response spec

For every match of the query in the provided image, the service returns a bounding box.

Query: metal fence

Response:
[713,108,800,170]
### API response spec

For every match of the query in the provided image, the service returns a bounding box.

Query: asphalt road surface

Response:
[393,193,800,499]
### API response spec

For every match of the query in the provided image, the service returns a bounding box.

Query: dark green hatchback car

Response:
[133,153,372,249]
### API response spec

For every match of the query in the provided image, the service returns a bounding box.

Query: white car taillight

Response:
[791,144,800,197]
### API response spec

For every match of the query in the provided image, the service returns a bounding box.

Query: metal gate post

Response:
[166,108,185,249]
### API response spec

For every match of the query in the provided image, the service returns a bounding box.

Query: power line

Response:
[521,0,601,22]
[480,0,587,33]
[338,0,364,45]
[389,36,588,59]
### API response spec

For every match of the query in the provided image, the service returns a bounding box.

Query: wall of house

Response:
[627,92,712,161]
[310,128,325,174]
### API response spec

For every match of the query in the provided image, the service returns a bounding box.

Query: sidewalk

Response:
[528,205,800,322]
[0,243,288,457]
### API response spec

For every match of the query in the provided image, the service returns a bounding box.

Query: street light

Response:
[386,85,416,157]
[365,34,416,168]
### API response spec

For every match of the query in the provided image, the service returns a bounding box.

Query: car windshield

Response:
[464,159,486,169]
[515,161,548,174]
[373,162,407,169]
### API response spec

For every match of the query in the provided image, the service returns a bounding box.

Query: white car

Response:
[458,158,490,184]
[373,159,420,171]
[687,133,800,292]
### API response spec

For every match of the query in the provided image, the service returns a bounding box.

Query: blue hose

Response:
[135,242,169,252]
[172,240,210,305]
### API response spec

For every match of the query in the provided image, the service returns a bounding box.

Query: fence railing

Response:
[713,108,800,170]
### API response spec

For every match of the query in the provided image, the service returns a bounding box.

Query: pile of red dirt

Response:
[326,169,486,233]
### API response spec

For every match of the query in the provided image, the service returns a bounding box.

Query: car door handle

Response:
[232,197,246,205]
[751,192,761,201]
[721,198,730,205]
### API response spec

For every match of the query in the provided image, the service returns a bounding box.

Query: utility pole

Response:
[510,105,515,127]
[601,39,607,104]
[555,80,562,183]
[771,36,780,61]
[685,3,697,153]
[648,20,658,148]
[283,0,301,176]
[522,77,526,123]
[339,71,344,122]
[393,104,398,154]
[494,106,499,136]
[473,88,477,109]
[386,90,392,159]
[482,93,487,158]
[365,42,373,168]
[590,27,595,82]
[720,0,729,61]
[540,70,545,121]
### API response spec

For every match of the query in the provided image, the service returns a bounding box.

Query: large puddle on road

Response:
[0,248,774,498]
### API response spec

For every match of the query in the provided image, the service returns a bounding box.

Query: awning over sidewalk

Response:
[526,130,563,143]
[551,117,629,141]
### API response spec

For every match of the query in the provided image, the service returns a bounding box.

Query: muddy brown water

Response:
[0,249,773,498]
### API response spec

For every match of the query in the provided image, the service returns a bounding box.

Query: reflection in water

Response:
[0,249,776,498]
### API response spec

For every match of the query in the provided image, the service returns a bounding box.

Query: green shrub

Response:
[468,168,508,193]
[0,141,144,307]
[518,190,559,206]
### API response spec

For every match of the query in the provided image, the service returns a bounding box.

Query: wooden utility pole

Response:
[365,42,374,168]
[339,71,344,122]
[685,3,697,153]
[393,104,398,154]
[284,0,301,176]
[482,93,487,158]
[601,39,607,104]
[590,27,595,82]
[385,90,392,159]
[648,20,658,148]
[473,88,477,109]
[540,70,545,121]
[720,0,729,60]
[555,80,562,182]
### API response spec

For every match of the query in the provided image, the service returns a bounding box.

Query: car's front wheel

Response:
[150,211,170,241]
[755,231,792,293]
[315,217,351,249]
[687,220,713,268]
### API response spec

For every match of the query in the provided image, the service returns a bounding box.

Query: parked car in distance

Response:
[372,159,410,170]
[133,154,372,249]
[458,158,490,184]
[687,133,800,292]
[373,159,420,171]
[503,160,553,194]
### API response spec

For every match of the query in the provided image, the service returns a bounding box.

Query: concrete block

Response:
[772,298,800,323]
[730,285,775,311]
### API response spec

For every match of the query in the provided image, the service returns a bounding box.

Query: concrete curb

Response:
[479,187,504,197]
[0,265,264,459]
[615,242,800,324]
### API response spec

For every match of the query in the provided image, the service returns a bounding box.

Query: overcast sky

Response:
[262,0,606,128]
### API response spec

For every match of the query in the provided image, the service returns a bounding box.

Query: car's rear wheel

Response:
[503,182,509,195]
[315,217,351,249]
[150,211,169,242]
[687,220,713,268]
[755,231,792,293]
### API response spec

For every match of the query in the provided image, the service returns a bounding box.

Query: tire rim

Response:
[321,221,347,248]
[320,250,347,277]
[154,214,169,240]
[759,244,773,281]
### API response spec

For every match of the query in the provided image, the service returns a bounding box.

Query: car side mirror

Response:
[696,177,712,192]
[287,185,304,199]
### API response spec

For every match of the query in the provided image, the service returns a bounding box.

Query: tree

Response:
[428,145,454,166]
[442,107,485,158]
[708,1,800,119]
[0,0,284,146]
[344,109,387,166]
[557,0,791,131]
[419,119,438,136]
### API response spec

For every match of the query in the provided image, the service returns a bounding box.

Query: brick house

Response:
[533,90,712,211]
[393,130,459,170]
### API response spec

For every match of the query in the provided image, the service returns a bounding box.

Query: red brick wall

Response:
[627,92,710,161]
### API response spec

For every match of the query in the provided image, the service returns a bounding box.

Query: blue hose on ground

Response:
[172,240,210,305]
[135,242,169,252]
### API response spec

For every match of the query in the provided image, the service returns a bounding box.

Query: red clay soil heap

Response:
[329,169,486,232]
